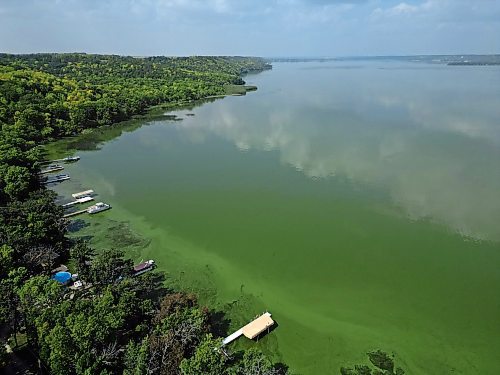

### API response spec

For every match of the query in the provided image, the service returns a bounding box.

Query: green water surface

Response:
[48,60,500,374]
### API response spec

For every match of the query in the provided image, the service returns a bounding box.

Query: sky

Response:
[0,0,499,56]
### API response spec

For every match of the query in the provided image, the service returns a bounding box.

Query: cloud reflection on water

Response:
[176,63,500,241]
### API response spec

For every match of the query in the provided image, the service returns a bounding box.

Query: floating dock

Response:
[62,196,94,208]
[42,175,70,184]
[72,190,94,199]
[222,312,275,345]
[41,165,64,174]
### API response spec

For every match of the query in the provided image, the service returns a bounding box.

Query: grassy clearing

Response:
[224,84,258,95]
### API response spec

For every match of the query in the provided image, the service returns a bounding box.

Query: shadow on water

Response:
[45,109,181,155]
[66,219,91,233]
[76,235,94,242]
[44,97,222,158]
[137,272,170,302]
[253,320,279,342]
[274,362,291,374]
[209,310,232,338]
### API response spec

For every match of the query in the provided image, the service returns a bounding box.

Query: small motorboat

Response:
[62,156,80,162]
[133,260,156,276]
[87,202,111,214]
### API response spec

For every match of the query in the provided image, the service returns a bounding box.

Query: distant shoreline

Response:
[269,54,500,66]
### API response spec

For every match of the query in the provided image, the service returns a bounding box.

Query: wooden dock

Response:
[42,175,70,184]
[63,209,87,218]
[62,196,94,208]
[222,312,274,345]
[63,202,111,218]
[40,165,64,174]
[72,190,94,199]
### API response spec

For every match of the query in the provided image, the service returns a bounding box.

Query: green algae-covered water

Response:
[48,60,500,374]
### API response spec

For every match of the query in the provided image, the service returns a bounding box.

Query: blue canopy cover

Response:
[53,271,72,283]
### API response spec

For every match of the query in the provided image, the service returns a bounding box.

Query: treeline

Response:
[0,53,285,374]
[0,53,271,141]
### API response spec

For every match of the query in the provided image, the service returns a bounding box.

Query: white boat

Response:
[87,202,111,214]
[63,156,80,162]
[76,196,93,204]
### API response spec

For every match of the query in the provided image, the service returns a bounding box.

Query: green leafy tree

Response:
[231,347,285,375]
[70,239,94,281]
[0,267,27,347]
[3,165,32,200]
[0,189,65,259]
[89,248,132,286]
[123,338,149,375]
[0,52,279,375]
[18,275,62,347]
[0,244,13,277]
[180,334,226,375]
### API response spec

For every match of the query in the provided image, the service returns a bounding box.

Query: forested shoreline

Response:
[0,53,288,374]
[0,53,271,141]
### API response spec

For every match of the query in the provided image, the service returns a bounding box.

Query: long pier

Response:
[62,196,94,208]
[40,165,64,174]
[223,329,244,345]
[42,175,70,184]
[47,156,80,163]
[63,202,111,218]
[63,209,87,218]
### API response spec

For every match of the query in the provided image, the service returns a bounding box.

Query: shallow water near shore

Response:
[48,60,500,374]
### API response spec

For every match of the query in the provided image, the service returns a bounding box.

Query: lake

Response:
[49,60,500,374]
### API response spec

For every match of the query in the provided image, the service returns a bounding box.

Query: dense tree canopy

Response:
[0,53,271,141]
[0,53,288,374]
